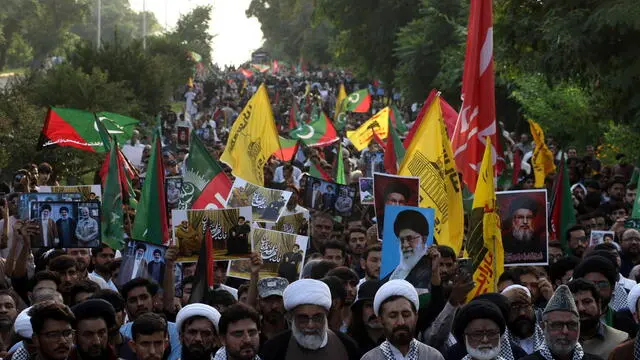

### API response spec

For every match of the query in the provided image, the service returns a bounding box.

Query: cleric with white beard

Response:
[453,300,507,360]
[387,209,432,289]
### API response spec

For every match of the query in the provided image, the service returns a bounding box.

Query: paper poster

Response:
[373,173,420,240]
[39,185,102,201]
[225,177,292,223]
[177,126,190,149]
[380,205,435,292]
[32,201,101,249]
[268,213,309,235]
[590,230,615,247]
[497,189,549,266]
[18,193,82,220]
[172,207,253,262]
[165,177,183,212]
[228,227,308,282]
[117,240,168,288]
[301,175,357,217]
[359,177,374,205]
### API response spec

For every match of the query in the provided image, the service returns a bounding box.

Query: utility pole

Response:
[97,0,101,50]
[142,0,147,50]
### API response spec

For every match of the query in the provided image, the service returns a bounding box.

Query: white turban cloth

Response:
[501,284,532,299]
[283,279,331,312]
[176,303,222,333]
[15,306,33,339]
[373,279,419,316]
[628,284,640,315]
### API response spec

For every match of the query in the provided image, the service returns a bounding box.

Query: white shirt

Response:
[619,275,636,292]
[41,219,50,246]
[389,342,412,360]
[273,166,302,185]
[0,216,17,259]
[89,271,117,291]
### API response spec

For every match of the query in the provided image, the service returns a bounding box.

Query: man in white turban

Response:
[362,279,444,360]
[176,303,221,360]
[259,279,361,360]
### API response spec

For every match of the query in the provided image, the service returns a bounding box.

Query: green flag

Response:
[336,143,346,185]
[549,157,576,253]
[132,130,169,244]
[631,167,640,219]
[101,137,124,250]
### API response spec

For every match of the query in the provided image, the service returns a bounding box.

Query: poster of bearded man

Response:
[497,189,548,266]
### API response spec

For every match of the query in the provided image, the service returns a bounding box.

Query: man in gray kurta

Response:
[362,279,445,360]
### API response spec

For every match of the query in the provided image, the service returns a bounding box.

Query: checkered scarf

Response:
[9,346,30,360]
[634,337,640,360]
[462,356,506,360]
[212,347,261,360]
[380,339,419,360]
[504,323,545,357]
[609,282,630,312]
[537,341,584,360]
[497,333,516,360]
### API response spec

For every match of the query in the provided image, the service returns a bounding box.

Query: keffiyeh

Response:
[213,347,261,360]
[504,323,545,358]
[537,341,584,360]
[380,339,419,360]
[610,281,630,311]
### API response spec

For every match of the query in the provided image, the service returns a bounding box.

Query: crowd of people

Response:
[0,66,638,360]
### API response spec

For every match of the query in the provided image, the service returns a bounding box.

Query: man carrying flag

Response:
[466,137,504,300]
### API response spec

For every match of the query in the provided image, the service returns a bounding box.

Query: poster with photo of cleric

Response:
[380,205,435,292]
[177,126,190,149]
[359,177,374,205]
[171,206,253,262]
[165,177,183,213]
[117,240,168,288]
[32,201,101,249]
[228,227,308,283]
[590,230,615,247]
[40,185,102,202]
[373,173,420,240]
[301,175,358,217]
[267,212,309,235]
[19,193,83,220]
[497,189,548,266]
[225,177,292,223]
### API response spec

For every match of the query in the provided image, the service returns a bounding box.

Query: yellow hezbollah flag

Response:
[221,84,280,185]
[466,137,504,301]
[346,107,390,151]
[398,98,464,253]
[335,84,347,119]
[528,119,556,188]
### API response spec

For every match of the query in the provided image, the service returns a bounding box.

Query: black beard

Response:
[76,347,109,360]
[509,317,535,339]
[182,344,215,360]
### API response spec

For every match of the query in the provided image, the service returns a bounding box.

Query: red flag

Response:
[272,60,279,74]
[512,148,522,185]
[289,101,298,130]
[440,97,459,139]
[403,89,438,148]
[99,147,137,203]
[240,68,254,78]
[372,131,386,148]
[205,223,214,287]
[450,0,504,193]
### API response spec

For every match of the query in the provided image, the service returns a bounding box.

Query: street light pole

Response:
[142,0,147,50]
[97,0,101,50]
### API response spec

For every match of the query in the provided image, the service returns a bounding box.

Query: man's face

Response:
[221,319,260,360]
[343,280,357,305]
[506,289,535,339]
[583,272,611,308]
[625,189,637,206]
[361,251,381,279]
[593,217,607,231]
[543,311,579,357]
[323,248,344,266]
[181,283,193,306]
[549,247,564,264]
[348,232,367,255]
[60,209,68,219]
[291,305,327,350]
[154,252,161,261]
[34,319,73,360]
[238,218,245,225]
[567,148,577,158]
[464,319,501,360]
[439,257,456,283]
[183,264,196,278]
[622,230,640,256]
[68,249,91,272]
[136,249,145,259]
[42,209,50,219]
[76,318,109,360]
[385,192,406,206]
[312,217,333,243]
[55,267,78,293]
[131,331,167,360]
[361,301,382,329]
[398,229,424,260]
[579,218,595,236]
[259,295,284,324]
[181,318,216,358]
[81,208,89,218]
[34,280,57,293]
[214,266,227,285]
[609,183,625,201]
[611,208,628,222]
[93,248,115,274]
[125,286,153,320]
[568,230,588,257]
[519,273,540,303]
[0,295,17,330]
[585,146,595,156]
[512,208,535,242]
[379,298,417,348]
[573,290,600,333]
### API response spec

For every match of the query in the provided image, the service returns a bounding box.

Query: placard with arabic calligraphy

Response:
[171,207,253,262]
[225,177,292,223]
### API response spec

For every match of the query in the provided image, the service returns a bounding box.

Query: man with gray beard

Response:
[520,285,601,360]
[502,197,545,264]
[259,279,361,360]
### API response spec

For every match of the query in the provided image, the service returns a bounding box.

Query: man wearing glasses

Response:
[29,300,75,360]
[520,285,601,360]
[452,300,506,360]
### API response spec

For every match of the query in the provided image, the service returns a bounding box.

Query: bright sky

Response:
[129,0,264,66]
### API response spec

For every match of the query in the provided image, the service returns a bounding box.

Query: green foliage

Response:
[170,5,214,64]
[5,33,32,69]
[601,123,640,166]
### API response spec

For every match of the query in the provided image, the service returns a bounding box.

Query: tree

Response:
[0,0,38,70]
[170,5,214,65]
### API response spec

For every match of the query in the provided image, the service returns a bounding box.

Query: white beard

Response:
[513,228,533,242]
[291,319,328,350]
[465,338,501,360]
[391,240,427,280]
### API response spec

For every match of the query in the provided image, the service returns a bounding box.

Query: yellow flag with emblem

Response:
[528,119,556,188]
[465,136,504,301]
[335,84,347,118]
[398,98,464,253]
[346,107,390,151]
[221,84,280,185]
